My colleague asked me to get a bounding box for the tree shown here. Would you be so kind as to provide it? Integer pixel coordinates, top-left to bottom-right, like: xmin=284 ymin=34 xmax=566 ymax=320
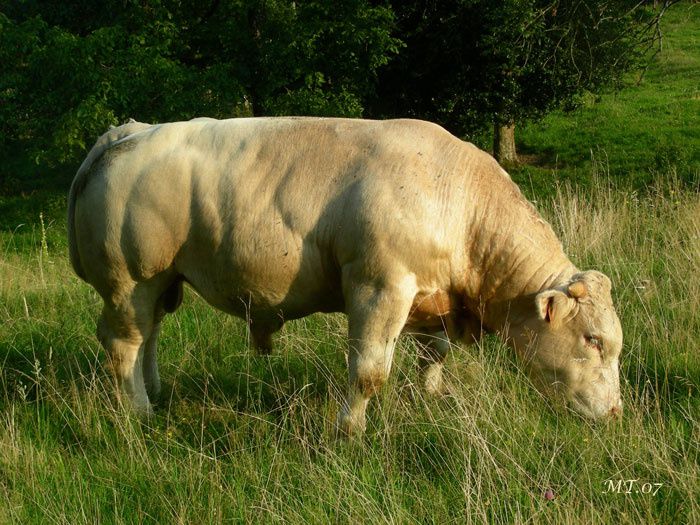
xmin=181 ymin=0 xmax=401 ymax=117
xmin=0 ymin=4 xmax=243 ymax=167
xmin=0 ymin=0 xmax=400 ymax=173
xmin=369 ymin=0 xmax=676 ymax=163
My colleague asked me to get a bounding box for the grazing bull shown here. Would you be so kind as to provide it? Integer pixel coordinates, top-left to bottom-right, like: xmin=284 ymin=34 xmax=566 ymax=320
xmin=68 ymin=117 xmax=623 ymax=434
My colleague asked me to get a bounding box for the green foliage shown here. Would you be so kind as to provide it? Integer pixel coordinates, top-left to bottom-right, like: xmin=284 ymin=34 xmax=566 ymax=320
xmin=0 ymin=11 xmax=241 ymax=168
xmin=200 ymin=0 xmax=400 ymax=117
xmin=0 ymin=1 xmax=692 ymax=193
xmin=0 ymin=0 xmax=400 ymax=177
xmin=369 ymin=0 xmax=672 ymax=136
xmin=513 ymin=2 xmax=700 ymax=192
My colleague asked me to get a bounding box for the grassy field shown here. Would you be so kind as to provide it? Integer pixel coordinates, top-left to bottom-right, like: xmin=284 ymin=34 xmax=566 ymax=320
xmin=510 ymin=1 xmax=700 ymax=194
xmin=1 ymin=179 xmax=698 ymax=524
xmin=1 ymin=3 xmax=699 ymax=524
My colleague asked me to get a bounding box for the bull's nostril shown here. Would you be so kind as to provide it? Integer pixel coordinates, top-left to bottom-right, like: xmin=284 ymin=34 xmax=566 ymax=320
xmin=609 ymin=404 xmax=622 ymax=418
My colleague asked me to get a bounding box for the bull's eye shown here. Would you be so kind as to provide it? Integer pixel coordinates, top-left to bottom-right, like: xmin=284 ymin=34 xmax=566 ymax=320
xmin=584 ymin=335 xmax=603 ymax=353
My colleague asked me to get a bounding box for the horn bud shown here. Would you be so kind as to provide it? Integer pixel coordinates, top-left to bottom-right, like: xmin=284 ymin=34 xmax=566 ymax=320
xmin=568 ymin=280 xmax=587 ymax=299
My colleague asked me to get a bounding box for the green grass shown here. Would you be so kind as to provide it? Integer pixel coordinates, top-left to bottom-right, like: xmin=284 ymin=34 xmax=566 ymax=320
xmin=1 ymin=178 xmax=698 ymax=524
xmin=512 ymin=1 xmax=700 ymax=194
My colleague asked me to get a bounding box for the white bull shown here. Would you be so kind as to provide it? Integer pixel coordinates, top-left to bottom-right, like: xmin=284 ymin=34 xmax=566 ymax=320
xmin=68 ymin=117 xmax=623 ymax=434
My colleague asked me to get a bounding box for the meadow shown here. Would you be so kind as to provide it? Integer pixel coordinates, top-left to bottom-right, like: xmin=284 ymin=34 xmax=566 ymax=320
xmin=1 ymin=175 xmax=698 ymax=524
xmin=512 ymin=1 xmax=700 ymax=194
xmin=1 ymin=4 xmax=699 ymax=524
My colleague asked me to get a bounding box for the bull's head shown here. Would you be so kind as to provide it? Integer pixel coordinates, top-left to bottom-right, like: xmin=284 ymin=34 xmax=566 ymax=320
xmin=509 ymin=270 xmax=623 ymax=419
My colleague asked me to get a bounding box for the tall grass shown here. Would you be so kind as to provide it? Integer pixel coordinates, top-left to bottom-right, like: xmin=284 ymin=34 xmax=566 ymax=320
xmin=1 ymin=179 xmax=698 ymax=524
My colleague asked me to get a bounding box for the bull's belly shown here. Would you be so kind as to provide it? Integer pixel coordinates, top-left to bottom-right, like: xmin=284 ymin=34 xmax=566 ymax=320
xmin=176 ymin=253 xmax=344 ymax=322
xmin=193 ymin=281 xmax=343 ymax=321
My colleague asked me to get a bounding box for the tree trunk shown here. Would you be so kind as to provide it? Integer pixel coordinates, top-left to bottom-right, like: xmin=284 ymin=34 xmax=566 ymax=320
xmin=493 ymin=121 xmax=518 ymax=164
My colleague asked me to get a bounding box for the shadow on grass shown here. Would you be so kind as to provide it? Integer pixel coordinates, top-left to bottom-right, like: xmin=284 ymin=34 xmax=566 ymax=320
xmin=0 ymin=326 xmax=97 ymax=400
xmin=161 ymin=350 xmax=340 ymax=414
xmin=0 ymin=332 xmax=345 ymax=456
xmin=1 ymin=337 xmax=342 ymax=406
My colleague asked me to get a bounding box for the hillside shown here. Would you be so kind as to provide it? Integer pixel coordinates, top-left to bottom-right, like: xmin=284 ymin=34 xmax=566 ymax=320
xmin=512 ymin=2 xmax=700 ymax=193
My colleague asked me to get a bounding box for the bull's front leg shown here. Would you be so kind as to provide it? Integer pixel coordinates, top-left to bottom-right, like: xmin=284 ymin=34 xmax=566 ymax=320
xmin=337 ymin=279 xmax=416 ymax=437
xmin=415 ymin=313 xmax=482 ymax=396
xmin=415 ymin=331 xmax=451 ymax=396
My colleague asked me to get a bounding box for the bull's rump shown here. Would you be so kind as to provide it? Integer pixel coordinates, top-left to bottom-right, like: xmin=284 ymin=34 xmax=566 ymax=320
xmin=73 ymin=117 xmax=481 ymax=319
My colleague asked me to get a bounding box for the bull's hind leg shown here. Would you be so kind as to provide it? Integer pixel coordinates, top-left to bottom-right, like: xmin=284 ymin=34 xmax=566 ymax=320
xmin=142 ymin=317 xmax=163 ymax=401
xmin=144 ymin=279 xmax=183 ymax=400
xmin=337 ymin=279 xmax=416 ymax=436
xmin=97 ymin=283 xmax=161 ymax=414
xmin=416 ymin=314 xmax=482 ymax=397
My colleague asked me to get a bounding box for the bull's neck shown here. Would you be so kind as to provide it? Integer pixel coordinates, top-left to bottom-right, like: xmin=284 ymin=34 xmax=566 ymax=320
xmin=463 ymin=177 xmax=577 ymax=331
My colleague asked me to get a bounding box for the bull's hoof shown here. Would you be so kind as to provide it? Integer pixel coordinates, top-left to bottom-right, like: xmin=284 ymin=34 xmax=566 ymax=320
xmin=114 ymin=391 xmax=154 ymax=419
xmin=133 ymin=401 xmax=155 ymax=420
xmin=424 ymin=381 xmax=450 ymax=398
xmin=420 ymin=366 xmax=450 ymax=397
xmin=145 ymin=381 xmax=161 ymax=402
xmin=254 ymin=345 xmax=273 ymax=356
xmin=335 ymin=413 xmax=366 ymax=439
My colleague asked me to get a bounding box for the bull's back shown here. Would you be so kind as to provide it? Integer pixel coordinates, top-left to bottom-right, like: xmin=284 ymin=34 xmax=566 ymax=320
xmin=74 ymin=117 xmax=484 ymax=316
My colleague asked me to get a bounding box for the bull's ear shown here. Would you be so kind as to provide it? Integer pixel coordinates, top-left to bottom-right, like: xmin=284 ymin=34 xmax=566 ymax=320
xmin=535 ymin=290 xmax=574 ymax=328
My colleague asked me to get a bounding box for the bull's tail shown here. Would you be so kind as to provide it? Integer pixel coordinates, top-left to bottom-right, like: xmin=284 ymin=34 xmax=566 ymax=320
xmin=67 ymin=168 xmax=88 ymax=281
xmin=67 ymin=119 xmax=153 ymax=281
